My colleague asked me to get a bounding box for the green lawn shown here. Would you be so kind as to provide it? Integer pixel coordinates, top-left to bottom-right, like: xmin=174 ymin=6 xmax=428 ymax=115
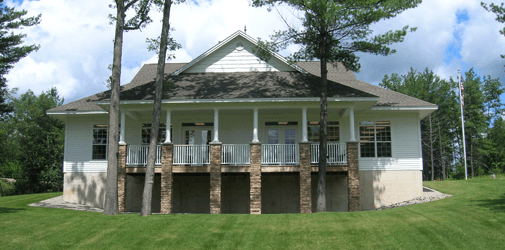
xmin=1 ymin=177 xmax=504 ymax=250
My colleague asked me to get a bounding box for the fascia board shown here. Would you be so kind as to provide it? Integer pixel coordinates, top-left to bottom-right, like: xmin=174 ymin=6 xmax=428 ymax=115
xmin=371 ymin=106 xmax=438 ymax=111
xmin=95 ymin=97 xmax=379 ymax=105
xmin=47 ymin=110 xmax=108 ymax=115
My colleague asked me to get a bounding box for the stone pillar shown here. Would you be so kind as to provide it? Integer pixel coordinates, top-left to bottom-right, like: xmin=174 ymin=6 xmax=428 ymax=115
xmin=347 ymin=141 xmax=360 ymax=212
xmin=299 ymin=142 xmax=312 ymax=213
xmin=250 ymin=142 xmax=262 ymax=214
xmin=210 ymin=142 xmax=222 ymax=214
xmin=161 ymin=143 xmax=173 ymax=214
xmin=118 ymin=143 xmax=127 ymax=213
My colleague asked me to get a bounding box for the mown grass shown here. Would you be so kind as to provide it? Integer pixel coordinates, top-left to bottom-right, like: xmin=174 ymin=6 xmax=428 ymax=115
xmin=1 ymin=176 xmax=504 ymax=249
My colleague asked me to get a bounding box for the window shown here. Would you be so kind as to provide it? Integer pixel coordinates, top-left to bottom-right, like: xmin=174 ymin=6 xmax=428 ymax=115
xmin=142 ymin=123 xmax=171 ymax=144
xmin=359 ymin=121 xmax=391 ymax=157
xmin=307 ymin=121 xmax=339 ymax=143
xmin=92 ymin=125 xmax=108 ymax=160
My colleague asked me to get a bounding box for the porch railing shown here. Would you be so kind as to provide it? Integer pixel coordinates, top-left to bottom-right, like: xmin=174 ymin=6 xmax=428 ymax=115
xmin=173 ymin=145 xmax=210 ymax=165
xmin=127 ymin=145 xmax=162 ymax=166
xmin=310 ymin=143 xmax=347 ymax=164
xmin=222 ymin=144 xmax=250 ymax=165
xmin=261 ymin=144 xmax=299 ymax=165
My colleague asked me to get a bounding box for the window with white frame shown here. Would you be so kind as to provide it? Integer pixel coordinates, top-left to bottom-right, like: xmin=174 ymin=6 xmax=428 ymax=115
xmin=307 ymin=121 xmax=339 ymax=143
xmin=359 ymin=121 xmax=391 ymax=157
xmin=142 ymin=123 xmax=170 ymax=144
xmin=92 ymin=125 xmax=108 ymax=160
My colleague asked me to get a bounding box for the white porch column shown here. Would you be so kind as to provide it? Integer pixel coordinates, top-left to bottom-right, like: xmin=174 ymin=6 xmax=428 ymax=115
xmin=164 ymin=110 xmax=171 ymax=143
xmin=213 ymin=108 xmax=219 ymax=143
xmin=301 ymin=107 xmax=308 ymax=142
xmin=349 ymin=107 xmax=356 ymax=142
xmin=119 ymin=111 xmax=126 ymax=144
xmin=252 ymin=108 xmax=259 ymax=143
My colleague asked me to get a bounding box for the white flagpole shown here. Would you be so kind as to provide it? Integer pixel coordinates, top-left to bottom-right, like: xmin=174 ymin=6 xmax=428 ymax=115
xmin=458 ymin=69 xmax=468 ymax=180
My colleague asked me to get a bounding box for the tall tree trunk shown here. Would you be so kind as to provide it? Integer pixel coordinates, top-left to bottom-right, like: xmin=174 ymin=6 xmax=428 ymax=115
xmin=141 ymin=0 xmax=172 ymax=216
xmin=429 ymin=114 xmax=434 ymax=181
xmin=104 ymin=0 xmax=125 ymax=215
xmin=317 ymin=53 xmax=328 ymax=212
xmin=438 ymin=118 xmax=445 ymax=180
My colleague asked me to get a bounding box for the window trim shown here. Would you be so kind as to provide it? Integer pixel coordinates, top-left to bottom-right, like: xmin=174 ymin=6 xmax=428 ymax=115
xmin=141 ymin=123 xmax=171 ymax=144
xmin=92 ymin=124 xmax=108 ymax=161
xmin=359 ymin=121 xmax=392 ymax=158
xmin=307 ymin=121 xmax=340 ymax=143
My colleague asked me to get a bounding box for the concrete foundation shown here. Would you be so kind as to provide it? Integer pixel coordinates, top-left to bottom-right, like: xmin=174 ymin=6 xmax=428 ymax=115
xmin=63 ymin=172 xmax=107 ymax=208
xmin=360 ymin=170 xmax=423 ymax=210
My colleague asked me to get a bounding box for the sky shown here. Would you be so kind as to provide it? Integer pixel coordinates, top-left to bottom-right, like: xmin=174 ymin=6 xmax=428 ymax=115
xmin=4 ymin=0 xmax=505 ymax=104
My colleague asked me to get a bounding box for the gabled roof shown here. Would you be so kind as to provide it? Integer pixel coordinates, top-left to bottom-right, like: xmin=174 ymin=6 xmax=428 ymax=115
xmin=47 ymin=31 xmax=436 ymax=114
xmin=172 ymin=30 xmax=306 ymax=75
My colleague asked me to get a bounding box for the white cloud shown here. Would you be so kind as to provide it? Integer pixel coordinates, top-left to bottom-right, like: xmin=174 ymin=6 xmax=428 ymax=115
xmin=3 ymin=0 xmax=504 ymax=104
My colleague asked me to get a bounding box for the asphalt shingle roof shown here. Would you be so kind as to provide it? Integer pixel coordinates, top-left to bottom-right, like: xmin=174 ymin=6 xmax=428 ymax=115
xmin=48 ymin=61 xmax=435 ymax=112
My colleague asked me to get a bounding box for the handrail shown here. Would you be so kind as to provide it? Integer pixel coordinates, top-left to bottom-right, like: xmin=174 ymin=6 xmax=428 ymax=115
xmin=222 ymin=144 xmax=250 ymax=165
xmin=173 ymin=145 xmax=210 ymax=165
xmin=310 ymin=143 xmax=347 ymax=164
xmin=261 ymin=144 xmax=299 ymax=165
xmin=126 ymin=145 xmax=162 ymax=166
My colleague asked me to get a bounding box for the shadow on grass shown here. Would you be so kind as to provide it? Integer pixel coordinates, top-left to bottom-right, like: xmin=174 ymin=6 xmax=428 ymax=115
xmin=471 ymin=193 xmax=505 ymax=213
xmin=0 ymin=207 xmax=26 ymax=214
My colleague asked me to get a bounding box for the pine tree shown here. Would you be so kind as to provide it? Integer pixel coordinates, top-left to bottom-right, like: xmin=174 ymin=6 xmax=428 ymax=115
xmin=0 ymin=1 xmax=41 ymax=116
xmin=252 ymin=0 xmax=421 ymax=211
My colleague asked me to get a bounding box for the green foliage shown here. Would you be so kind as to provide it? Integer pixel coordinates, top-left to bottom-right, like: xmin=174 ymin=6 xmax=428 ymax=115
xmin=482 ymin=2 xmax=505 ymax=61
xmin=0 ymin=88 xmax=65 ymax=194
xmin=0 ymin=1 xmax=41 ymax=115
xmin=252 ymin=0 xmax=420 ymax=70
xmin=146 ymin=28 xmax=181 ymax=60
xmin=381 ymin=68 xmax=460 ymax=180
xmin=381 ymin=68 xmax=504 ymax=180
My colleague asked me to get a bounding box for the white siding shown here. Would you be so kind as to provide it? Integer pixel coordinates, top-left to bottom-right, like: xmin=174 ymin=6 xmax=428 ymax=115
xmin=184 ymin=37 xmax=294 ymax=73
xmin=64 ymin=115 xmax=109 ymax=173
xmin=63 ymin=109 xmax=423 ymax=172
xmin=355 ymin=112 xmax=422 ymax=171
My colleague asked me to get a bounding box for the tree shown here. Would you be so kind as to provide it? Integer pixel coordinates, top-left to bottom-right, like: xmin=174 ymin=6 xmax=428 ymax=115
xmin=141 ymin=0 xmax=182 ymax=216
xmin=380 ymin=68 xmax=459 ymax=181
xmin=0 ymin=1 xmax=41 ymax=117
xmin=482 ymin=2 xmax=505 ymax=65
xmin=104 ymin=0 xmax=153 ymax=215
xmin=252 ymin=0 xmax=421 ymax=212
xmin=1 ymin=88 xmax=64 ymax=193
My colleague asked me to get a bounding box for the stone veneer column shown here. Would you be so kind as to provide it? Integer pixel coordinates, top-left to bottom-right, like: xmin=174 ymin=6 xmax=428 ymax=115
xmin=299 ymin=142 xmax=312 ymax=213
xmin=210 ymin=142 xmax=222 ymax=214
xmin=118 ymin=143 xmax=127 ymax=213
xmin=250 ymin=142 xmax=262 ymax=214
xmin=347 ymin=141 xmax=360 ymax=212
xmin=160 ymin=143 xmax=173 ymax=214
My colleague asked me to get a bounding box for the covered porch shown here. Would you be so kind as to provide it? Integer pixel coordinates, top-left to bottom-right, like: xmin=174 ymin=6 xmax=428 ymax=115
xmin=111 ymin=101 xmax=365 ymax=214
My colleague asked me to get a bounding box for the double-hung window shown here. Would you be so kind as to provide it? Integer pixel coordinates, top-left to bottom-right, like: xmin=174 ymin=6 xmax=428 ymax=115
xmin=92 ymin=125 xmax=108 ymax=160
xmin=359 ymin=121 xmax=391 ymax=157
xmin=142 ymin=123 xmax=170 ymax=144
xmin=307 ymin=121 xmax=340 ymax=143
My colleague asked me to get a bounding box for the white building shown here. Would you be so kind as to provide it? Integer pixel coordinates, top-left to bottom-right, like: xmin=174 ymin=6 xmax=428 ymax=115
xmin=48 ymin=31 xmax=436 ymax=213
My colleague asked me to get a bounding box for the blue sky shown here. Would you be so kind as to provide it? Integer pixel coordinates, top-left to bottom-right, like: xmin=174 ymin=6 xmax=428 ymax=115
xmin=4 ymin=0 xmax=505 ymax=108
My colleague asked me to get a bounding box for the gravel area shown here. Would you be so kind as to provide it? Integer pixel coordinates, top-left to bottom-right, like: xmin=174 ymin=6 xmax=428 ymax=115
xmin=376 ymin=186 xmax=452 ymax=210
xmin=29 ymin=196 xmax=103 ymax=212
xmin=29 ymin=186 xmax=451 ymax=213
